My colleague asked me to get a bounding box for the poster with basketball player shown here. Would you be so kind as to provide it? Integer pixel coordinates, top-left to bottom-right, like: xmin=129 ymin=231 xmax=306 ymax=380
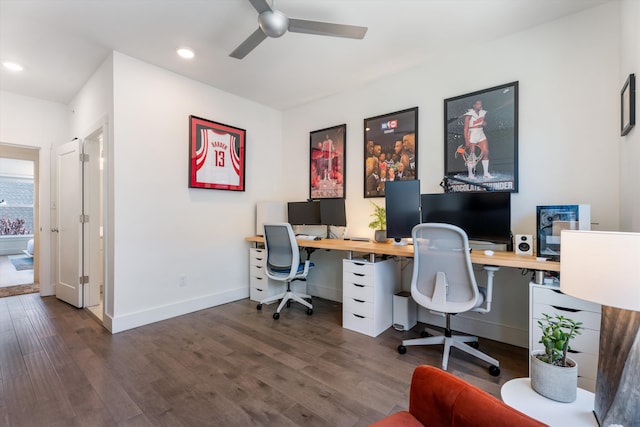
xmin=309 ymin=124 xmax=346 ymax=199
xmin=444 ymin=82 xmax=518 ymax=193
xmin=363 ymin=107 xmax=418 ymax=198
xmin=189 ymin=115 xmax=246 ymax=191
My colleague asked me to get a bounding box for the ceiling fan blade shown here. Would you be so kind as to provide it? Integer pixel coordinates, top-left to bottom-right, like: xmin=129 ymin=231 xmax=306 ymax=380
xmin=229 ymin=28 xmax=268 ymax=59
xmin=248 ymin=0 xmax=272 ymax=14
xmin=288 ymin=18 xmax=367 ymax=39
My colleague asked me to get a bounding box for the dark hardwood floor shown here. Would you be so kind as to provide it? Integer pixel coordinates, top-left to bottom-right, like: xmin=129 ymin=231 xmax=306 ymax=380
xmin=0 ymin=293 xmax=529 ymax=426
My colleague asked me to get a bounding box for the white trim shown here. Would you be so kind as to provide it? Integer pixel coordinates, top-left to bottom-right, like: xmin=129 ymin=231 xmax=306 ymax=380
xmin=109 ymin=287 xmax=249 ymax=333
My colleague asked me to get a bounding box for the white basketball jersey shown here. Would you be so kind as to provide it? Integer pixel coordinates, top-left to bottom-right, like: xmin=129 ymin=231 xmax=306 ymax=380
xmin=195 ymin=128 xmax=241 ymax=186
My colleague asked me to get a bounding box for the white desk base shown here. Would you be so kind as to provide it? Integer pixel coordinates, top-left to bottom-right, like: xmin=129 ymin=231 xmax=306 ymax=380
xmin=501 ymin=378 xmax=597 ymax=427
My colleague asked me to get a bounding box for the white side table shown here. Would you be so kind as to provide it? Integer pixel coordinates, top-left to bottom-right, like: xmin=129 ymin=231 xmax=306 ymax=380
xmin=501 ymin=378 xmax=598 ymax=427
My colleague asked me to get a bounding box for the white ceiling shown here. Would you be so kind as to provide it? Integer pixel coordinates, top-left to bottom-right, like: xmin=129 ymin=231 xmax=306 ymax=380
xmin=0 ymin=0 xmax=612 ymax=111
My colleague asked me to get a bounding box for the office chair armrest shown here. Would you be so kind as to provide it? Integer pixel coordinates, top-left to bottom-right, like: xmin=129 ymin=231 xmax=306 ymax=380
xmin=302 ymin=260 xmax=311 ymax=276
xmin=473 ymin=265 xmax=500 ymax=314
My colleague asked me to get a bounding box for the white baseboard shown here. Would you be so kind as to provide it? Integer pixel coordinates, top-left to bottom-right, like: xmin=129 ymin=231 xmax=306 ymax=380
xmin=110 ymin=286 xmax=249 ymax=333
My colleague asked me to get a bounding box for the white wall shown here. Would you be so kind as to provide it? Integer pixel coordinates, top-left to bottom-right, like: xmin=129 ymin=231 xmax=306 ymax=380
xmin=108 ymin=53 xmax=283 ymax=332
xmin=619 ymin=0 xmax=640 ymax=232
xmin=0 ymin=91 xmax=70 ymax=294
xmin=282 ymin=3 xmax=621 ymax=346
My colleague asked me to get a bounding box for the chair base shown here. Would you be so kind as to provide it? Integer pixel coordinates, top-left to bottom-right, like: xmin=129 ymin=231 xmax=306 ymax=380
xmin=258 ymin=288 xmax=313 ymax=317
xmin=401 ymin=329 xmax=499 ymax=372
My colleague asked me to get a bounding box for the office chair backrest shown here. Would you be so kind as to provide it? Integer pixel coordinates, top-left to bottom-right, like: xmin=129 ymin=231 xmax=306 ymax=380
xmin=263 ymin=223 xmax=300 ymax=280
xmin=411 ymin=223 xmax=480 ymax=314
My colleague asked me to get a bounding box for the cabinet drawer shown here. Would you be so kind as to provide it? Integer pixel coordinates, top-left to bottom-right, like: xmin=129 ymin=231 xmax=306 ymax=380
xmin=250 ymin=275 xmax=267 ymax=288
xmin=250 ymin=264 xmax=265 ymax=278
xmin=343 ymin=298 xmax=375 ymax=318
xmin=532 ymin=303 xmax=601 ymax=330
xmin=343 ymin=260 xmax=375 ymax=276
xmin=250 ymin=286 xmax=268 ymax=301
xmin=343 ymin=281 xmax=375 ymax=302
xmin=342 ymin=310 xmax=375 ymax=336
xmin=531 ymin=327 xmax=600 ymax=356
xmin=250 ymin=255 xmax=266 ymax=267
xmin=532 ymin=286 xmax=600 ymax=313
xmin=342 ymin=270 xmax=375 ymax=287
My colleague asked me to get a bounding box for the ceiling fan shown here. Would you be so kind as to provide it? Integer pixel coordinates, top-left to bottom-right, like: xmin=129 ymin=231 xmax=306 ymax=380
xmin=230 ymin=0 xmax=368 ymax=59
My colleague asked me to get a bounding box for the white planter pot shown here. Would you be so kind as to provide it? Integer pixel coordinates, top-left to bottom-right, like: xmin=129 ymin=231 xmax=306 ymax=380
xmin=530 ymin=350 xmax=578 ymax=403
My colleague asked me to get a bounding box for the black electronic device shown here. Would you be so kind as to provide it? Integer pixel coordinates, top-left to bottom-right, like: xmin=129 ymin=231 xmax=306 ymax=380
xmin=287 ymin=201 xmax=321 ymax=225
xmin=320 ymin=198 xmax=347 ymax=227
xmin=421 ymin=192 xmax=512 ymax=248
xmin=385 ymin=180 xmax=421 ymax=243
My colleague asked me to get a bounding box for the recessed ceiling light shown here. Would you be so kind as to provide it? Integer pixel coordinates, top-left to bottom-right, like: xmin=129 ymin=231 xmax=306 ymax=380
xmin=177 ymin=48 xmax=195 ymax=59
xmin=2 ymin=62 xmax=24 ymax=72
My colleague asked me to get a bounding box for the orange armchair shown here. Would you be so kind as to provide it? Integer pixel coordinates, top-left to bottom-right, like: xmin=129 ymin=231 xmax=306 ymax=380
xmin=370 ymin=366 xmax=547 ymax=427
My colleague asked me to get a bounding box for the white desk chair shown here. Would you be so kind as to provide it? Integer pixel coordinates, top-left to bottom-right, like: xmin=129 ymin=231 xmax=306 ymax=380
xmin=257 ymin=223 xmax=314 ymax=320
xmin=398 ymin=223 xmax=500 ymax=376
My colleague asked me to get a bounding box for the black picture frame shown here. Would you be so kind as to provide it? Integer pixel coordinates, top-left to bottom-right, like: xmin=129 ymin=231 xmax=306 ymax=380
xmin=363 ymin=107 xmax=418 ymax=198
xmin=621 ymin=73 xmax=636 ymax=136
xmin=309 ymin=124 xmax=346 ymax=199
xmin=189 ymin=115 xmax=246 ymax=191
xmin=444 ymin=82 xmax=518 ymax=193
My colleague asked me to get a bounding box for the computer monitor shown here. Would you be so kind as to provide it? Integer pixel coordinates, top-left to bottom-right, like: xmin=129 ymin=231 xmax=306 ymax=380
xmin=421 ymin=192 xmax=511 ymax=247
xmin=320 ymin=198 xmax=347 ymax=227
xmin=385 ymin=180 xmax=421 ymax=243
xmin=287 ymin=201 xmax=321 ymax=225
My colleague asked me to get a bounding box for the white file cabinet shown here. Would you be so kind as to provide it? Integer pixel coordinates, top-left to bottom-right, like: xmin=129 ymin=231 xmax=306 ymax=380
xmin=529 ymin=283 xmax=601 ymax=392
xmin=249 ymin=248 xmax=284 ymax=302
xmin=342 ymin=258 xmax=399 ymax=337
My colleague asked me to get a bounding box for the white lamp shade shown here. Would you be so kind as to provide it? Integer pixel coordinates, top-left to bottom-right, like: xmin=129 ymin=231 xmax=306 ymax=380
xmin=560 ymin=230 xmax=640 ymax=312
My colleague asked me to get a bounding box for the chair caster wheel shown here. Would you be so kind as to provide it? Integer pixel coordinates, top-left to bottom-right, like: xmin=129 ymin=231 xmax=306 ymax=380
xmin=256 ymin=304 xmax=262 ymax=310
xmin=273 ymin=312 xmax=280 ymax=320
xmin=489 ymin=365 xmax=500 ymax=376
xmin=468 ymin=341 xmax=479 ymax=349
xmin=286 ymin=300 xmax=291 ymax=308
xmin=306 ymin=308 xmax=313 ymax=315
xmin=397 ymin=345 xmax=407 ymax=354
xmin=420 ymin=330 xmax=431 ymax=338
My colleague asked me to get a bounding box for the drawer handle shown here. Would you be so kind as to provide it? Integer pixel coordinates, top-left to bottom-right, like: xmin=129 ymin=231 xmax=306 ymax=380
xmin=551 ymin=305 xmax=580 ymax=313
xmin=256 ymin=288 xmax=264 ymax=292
xmin=567 ymin=349 xmax=581 ymax=354
xmin=353 ymin=284 xmax=365 ymax=288
xmin=255 ymin=277 xmax=263 ymax=281
xmin=256 ymin=266 xmax=263 ymax=269
xmin=353 ymin=314 xmax=365 ymax=319
xmin=353 ymin=273 xmax=365 ymax=277
xmin=353 ymin=262 xmax=365 ymax=266
xmin=353 ymin=298 xmax=365 ymax=303
xmin=256 ymin=257 xmax=263 ymax=261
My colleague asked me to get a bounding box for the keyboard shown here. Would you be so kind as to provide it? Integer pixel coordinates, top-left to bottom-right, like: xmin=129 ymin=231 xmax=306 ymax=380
xmin=350 ymin=237 xmax=370 ymax=241
xmin=296 ymin=235 xmax=319 ymax=241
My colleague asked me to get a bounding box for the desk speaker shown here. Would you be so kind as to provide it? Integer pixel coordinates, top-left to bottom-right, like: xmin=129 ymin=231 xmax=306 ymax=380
xmin=515 ymin=234 xmax=533 ymax=256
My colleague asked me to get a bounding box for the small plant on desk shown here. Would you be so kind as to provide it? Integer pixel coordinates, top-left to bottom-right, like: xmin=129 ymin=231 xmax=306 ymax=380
xmin=536 ymin=313 xmax=582 ymax=366
xmin=368 ymin=201 xmax=387 ymax=242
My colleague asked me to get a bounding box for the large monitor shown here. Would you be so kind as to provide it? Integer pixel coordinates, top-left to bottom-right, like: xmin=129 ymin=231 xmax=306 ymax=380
xmin=385 ymin=180 xmax=421 ymax=242
xmin=320 ymin=198 xmax=347 ymax=227
xmin=421 ymin=192 xmax=511 ymax=247
xmin=287 ymin=201 xmax=321 ymax=225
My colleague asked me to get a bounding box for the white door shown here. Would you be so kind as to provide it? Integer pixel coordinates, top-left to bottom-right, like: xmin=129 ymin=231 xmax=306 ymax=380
xmin=54 ymin=139 xmax=84 ymax=308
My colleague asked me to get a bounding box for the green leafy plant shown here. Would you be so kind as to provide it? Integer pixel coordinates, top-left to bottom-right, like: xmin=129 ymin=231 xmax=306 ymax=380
xmin=536 ymin=313 xmax=582 ymax=367
xmin=368 ymin=201 xmax=386 ymax=230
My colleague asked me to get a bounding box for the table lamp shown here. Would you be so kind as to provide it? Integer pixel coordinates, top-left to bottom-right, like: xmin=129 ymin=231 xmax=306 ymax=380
xmin=560 ymin=230 xmax=640 ymax=427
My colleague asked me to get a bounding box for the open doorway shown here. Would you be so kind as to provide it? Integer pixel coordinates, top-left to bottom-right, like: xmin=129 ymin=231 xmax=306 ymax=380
xmin=0 ymin=144 xmax=40 ymax=297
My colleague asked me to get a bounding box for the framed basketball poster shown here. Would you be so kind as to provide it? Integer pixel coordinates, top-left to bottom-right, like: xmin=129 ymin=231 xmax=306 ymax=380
xmin=444 ymin=82 xmax=518 ymax=193
xmin=189 ymin=115 xmax=246 ymax=191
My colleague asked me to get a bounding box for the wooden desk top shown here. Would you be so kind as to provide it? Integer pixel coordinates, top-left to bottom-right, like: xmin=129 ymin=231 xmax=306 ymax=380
xmin=245 ymin=236 xmax=560 ymax=272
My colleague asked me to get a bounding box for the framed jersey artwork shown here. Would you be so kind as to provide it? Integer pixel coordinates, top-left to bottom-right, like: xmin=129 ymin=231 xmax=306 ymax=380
xmin=443 ymin=82 xmax=518 ymax=193
xmin=189 ymin=115 xmax=246 ymax=191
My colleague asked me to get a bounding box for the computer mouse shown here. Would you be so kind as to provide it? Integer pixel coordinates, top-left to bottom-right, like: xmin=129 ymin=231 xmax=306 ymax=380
xmin=484 ymin=250 xmax=495 ymax=256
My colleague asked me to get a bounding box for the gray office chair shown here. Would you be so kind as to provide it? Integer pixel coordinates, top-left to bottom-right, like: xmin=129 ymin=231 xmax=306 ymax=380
xmin=256 ymin=223 xmax=314 ymax=319
xmin=397 ymin=223 xmax=500 ymax=376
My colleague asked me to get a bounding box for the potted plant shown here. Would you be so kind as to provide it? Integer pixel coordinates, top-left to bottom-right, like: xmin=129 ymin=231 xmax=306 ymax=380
xmin=368 ymin=201 xmax=387 ymax=242
xmin=530 ymin=313 xmax=582 ymax=402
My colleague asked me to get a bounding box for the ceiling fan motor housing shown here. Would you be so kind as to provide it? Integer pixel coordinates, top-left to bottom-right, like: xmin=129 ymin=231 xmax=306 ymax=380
xmin=259 ymin=10 xmax=289 ymax=38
